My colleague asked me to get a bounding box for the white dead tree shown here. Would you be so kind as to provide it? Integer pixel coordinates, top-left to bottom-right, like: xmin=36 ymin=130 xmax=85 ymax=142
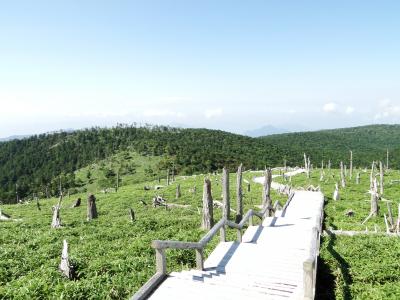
xmin=222 ymin=167 xmax=230 ymax=220
xmin=370 ymin=176 xmax=379 ymax=216
xmin=349 ymin=150 xmax=353 ymax=179
xmin=51 ymin=192 xmax=63 ymax=228
xmin=379 ymin=161 xmax=384 ymax=195
xmin=202 ymin=179 xmax=214 ymax=230
xmin=333 ymin=183 xmax=340 ymax=201
xmin=59 ymin=240 xmax=73 ymax=279
xmin=356 ymin=172 xmax=361 ymax=185
xmin=340 ymin=161 xmax=346 ymax=188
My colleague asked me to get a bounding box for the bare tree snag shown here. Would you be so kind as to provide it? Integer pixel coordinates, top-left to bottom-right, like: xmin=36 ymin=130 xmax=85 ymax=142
xmin=262 ymin=168 xmax=272 ymax=210
xmin=129 ymin=208 xmax=135 ymax=222
xmin=340 ymin=161 xmax=346 ymax=188
xmin=370 ymin=176 xmax=379 ymax=216
xmin=59 ymin=240 xmax=74 ymax=279
xmin=176 ymin=184 xmax=181 ymax=199
xmin=87 ymin=194 xmax=98 ymax=221
xmin=356 ymin=172 xmax=360 ymax=184
xmin=333 ymin=183 xmax=340 ymax=201
xmin=201 ymin=179 xmax=214 ymax=230
xmin=349 ymin=150 xmax=353 ymax=179
xmin=166 ymin=169 xmax=170 ymax=186
xmin=236 ymin=164 xmax=243 ymax=223
xmin=328 ymin=160 xmax=331 ymax=172
xmin=379 ymin=161 xmax=384 ymax=195
xmin=71 ymin=198 xmax=81 ymax=208
xmin=51 ymin=193 xmax=63 ymax=228
xmin=222 ymin=167 xmax=230 ymax=220
xmin=387 ymin=148 xmax=389 ymax=170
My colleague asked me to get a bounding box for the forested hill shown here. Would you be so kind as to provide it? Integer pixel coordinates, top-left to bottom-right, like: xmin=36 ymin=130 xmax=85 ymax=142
xmin=0 ymin=125 xmax=284 ymax=202
xmin=260 ymin=124 xmax=400 ymax=167
xmin=0 ymin=124 xmax=398 ymax=202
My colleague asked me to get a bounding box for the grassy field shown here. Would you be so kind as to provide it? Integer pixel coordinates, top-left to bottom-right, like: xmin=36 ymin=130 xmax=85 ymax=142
xmin=1 ymin=166 xmax=399 ymax=299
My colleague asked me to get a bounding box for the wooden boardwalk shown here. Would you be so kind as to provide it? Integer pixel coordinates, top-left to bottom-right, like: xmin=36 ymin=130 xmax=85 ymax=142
xmin=144 ymin=190 xmax=324 ymax=300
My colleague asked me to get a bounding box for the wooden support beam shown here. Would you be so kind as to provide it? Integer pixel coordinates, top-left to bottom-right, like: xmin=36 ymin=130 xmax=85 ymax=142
xmin=201 ymin=179 xmax=214 ymax=230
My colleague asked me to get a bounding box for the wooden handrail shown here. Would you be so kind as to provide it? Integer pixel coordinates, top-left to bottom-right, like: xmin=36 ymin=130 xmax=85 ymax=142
xmin=131 ymin=194 xmax=289 ymax=300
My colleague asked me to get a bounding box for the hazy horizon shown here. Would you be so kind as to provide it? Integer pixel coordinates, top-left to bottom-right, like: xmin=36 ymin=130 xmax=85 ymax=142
xmin=1 ymin=1 xmax=400 ymax=138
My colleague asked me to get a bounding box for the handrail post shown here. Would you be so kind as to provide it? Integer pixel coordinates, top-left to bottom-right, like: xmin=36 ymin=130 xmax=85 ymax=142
xmin=156 ymin=248 xmax=167 ymax=274
xmin=196 ymin=249 xmax=204 ymax=270
xmin=303 ymin=258 xmax=314 ymax=300
xmin=237 ymin=229 xmax=242 ymax=242
xmin=220 ymin=225 xmax=226 ymax=242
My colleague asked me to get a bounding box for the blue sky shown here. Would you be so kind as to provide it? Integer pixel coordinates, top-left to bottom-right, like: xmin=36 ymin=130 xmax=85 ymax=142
xmin=1 ymin=0 xmax=400 ymax=137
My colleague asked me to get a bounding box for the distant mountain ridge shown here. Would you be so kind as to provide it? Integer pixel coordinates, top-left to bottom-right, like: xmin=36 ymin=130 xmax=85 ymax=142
xmin=245 ymin=125 xmax=289 ymax=137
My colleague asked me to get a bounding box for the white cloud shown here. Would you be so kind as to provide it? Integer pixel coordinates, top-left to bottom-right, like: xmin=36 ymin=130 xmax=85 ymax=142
xmin=322 ymin=102 xmax=337 ymax=113
xmin=345 ymin=106 xmax=355 ymax=114
xmin=142 ymin=109 xmax=185 ymax=118
xmin=374 ymin=99 xmax=400 ymax=120
xmin=205 ymin=108 xmax=223 ymax=119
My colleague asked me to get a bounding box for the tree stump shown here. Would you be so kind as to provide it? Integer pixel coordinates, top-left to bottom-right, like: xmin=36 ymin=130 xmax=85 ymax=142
xmin=51 ymin=205 xmax=62 ymax=228
xmin=340 ymin=161 xmax=346 ymax=188
xmin=356 ymin=172 xmax=360 ymax=184
xmin=235 ymin=164 xmax=243 ymax=223
xmin=87 ymin=194 xmax=98 ymax=221
xmin=333 ymin=183 xmax=340 ymax=201
xmin=59 ymin=240 xmax=74 ymax=279
xmin=176 ymin=184 xmax=181 ymax=199
xmin=222 ymin=167 xmax=230 ymax=220
xmin=201 ymin=179 xmax=214 ymax=230
xmin=71 ymin=198 xmax=81 ymax=208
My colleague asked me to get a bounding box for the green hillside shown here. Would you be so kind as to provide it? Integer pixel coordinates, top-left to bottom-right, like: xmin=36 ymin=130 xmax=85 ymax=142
xmin=1 ymin=124 xmax=399 ymax=203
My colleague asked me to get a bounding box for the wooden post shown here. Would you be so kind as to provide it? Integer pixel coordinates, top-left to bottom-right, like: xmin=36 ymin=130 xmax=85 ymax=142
xmin=222 ymin=167 xmax=230 ymax=220
xmin=87 ymin=194 xmax=98 ymax=221
xmin=195 ymin=249 xmax=204 ymax=270
xmin=340 ymin=161 xmax=346 ymax=188
xmin=201 ymin=179 xmax=214 ymax=230
xmin=236 ymin=164 xmax=243 ymax=223
xmin=176 ymin=184 xmax=181 ymax=199
xmin=155 ymin=248 xmax=166 ymax=274
xmin=379 ymin=161 xmax=384 ymax=195
xmin=59 ymin=240 xmax=73 ymax=279
xmin=349 ymin=150 xmax=353 ymax=179
xmin=307 ymin=156 xmax=311 ymax=178
xmin=262 ymin=168 xmax=272 ymax=210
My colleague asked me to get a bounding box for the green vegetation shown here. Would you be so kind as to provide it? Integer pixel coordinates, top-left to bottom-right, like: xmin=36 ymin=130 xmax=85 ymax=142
xmin=0 ymin=170 xmax=284 ymax=299
xmin=1 ymin=124 xmax=398 ymax=203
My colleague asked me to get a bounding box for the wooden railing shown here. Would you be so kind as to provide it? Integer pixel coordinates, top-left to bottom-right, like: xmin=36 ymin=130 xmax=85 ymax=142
xmin=131 ymin=202 xmax=277 ymax=300
xmin=303 ymin=194 xmax=325 ymax=300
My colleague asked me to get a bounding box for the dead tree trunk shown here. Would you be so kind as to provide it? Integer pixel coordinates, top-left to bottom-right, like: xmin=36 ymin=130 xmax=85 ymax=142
xmin=328 ymin=160 xmax=331 ymax=172
xmin=176 ymin=184 xmax=181 ymax=199
xmin=222 ymin=167 xmax=230 ymax=220
xmin=59 ymin=240 xmax=73 ymax=279
xmin=262 ymin=168 xmax=272 ymax=209
xmin=87 ymin=194 xmax=98 ymax=221
xmin=129 ymin=208 xmax=135 ymax=222
xmin=349 ymin=150 xmax=353 ymax=179
xmin=370 ymin=173 xmax=379 ymax=216
xmin=236 ymin=164 xmax=243 ymax=223
xmin=356 ymin=172 xmax=360 ymax=184
xmin=333 ymin=183 xmax=340 ymax=201
xmin=380 ymin=161 xmax=384 ymax=195
xmin=71 ymin=198 xmax=81 ymax=208
xmin=51 ymin=194 xmax=63 ymax=228
xmin=166 ymin=169 xmax=170 ymax=186
xmin=201 ymin=179 xmax=214 ymax=230
xmin=340 ymin=161 xmax=346 ymax=188
xmin=307 ymin=156 xmax=311 ymax=178
xmin=387 ymin=148 xmax=389 ymax=170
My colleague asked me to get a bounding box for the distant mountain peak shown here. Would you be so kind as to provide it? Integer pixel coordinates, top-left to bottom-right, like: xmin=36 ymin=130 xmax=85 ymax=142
xmin=244 ymin=125 xmax=289 ymax=137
